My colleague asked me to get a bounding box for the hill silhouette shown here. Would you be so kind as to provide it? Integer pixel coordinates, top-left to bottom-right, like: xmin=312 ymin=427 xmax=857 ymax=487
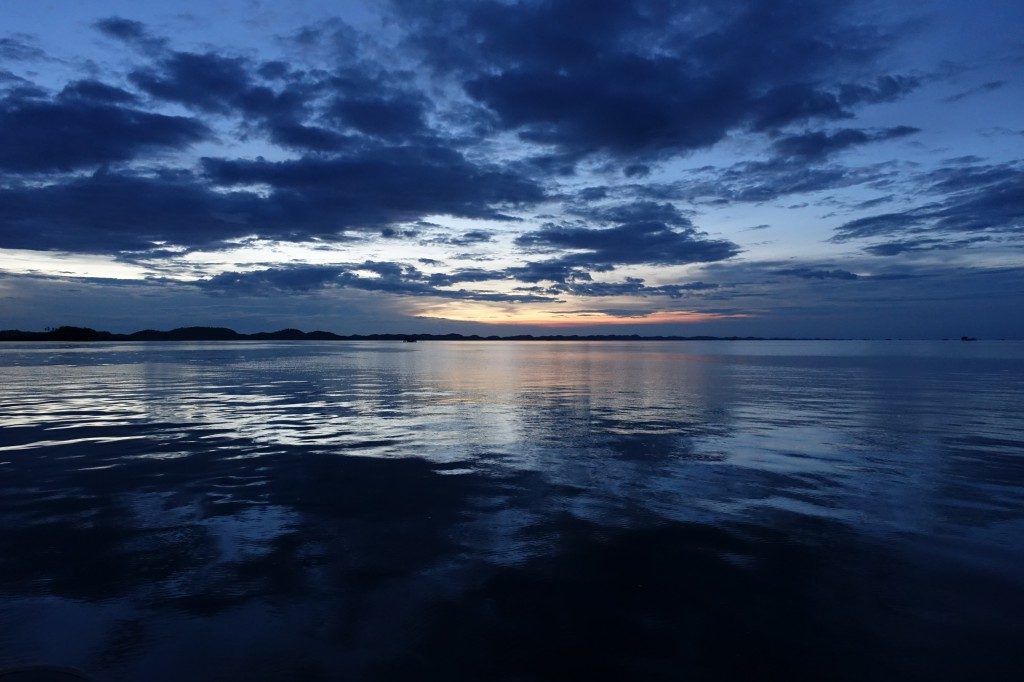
xmin=0 ymin=325 xmax=787 ymax=342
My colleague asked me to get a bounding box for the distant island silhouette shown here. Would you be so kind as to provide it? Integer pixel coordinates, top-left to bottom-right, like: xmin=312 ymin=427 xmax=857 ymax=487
xmin=0 ymin=326 xmax=990 ymax=342
xmin=0 ymin=325 xmax=808 ymax=342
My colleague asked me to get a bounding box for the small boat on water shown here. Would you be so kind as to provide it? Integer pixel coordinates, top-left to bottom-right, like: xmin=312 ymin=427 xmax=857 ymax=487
xmin=403 ymin=338 xmax=417 ymax=343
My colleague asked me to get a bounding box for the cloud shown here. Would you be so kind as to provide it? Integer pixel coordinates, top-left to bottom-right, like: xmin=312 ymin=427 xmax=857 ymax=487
xmin=203 ymin=144 xmax=544 ymax=228
xmin=0 ymin=86 xmax=209 ymax=173
xmin=425 ymin=268 xmax=502 ymax=286
xmin=505 ymin=261 xmax=592 ymax=284
xmin=850 ymin=195 xmax=894 ymax=211
xmin=516 ymin=200 xmax=738 ymax=272
xmin=120 ymin=27 xmax=433 ymax=149
xmin=94 ymin=17 xmax=149 ymax=41
xmin=0 ymin=171 xmax=272 ymax=252
xmin=571 ymin=200 xmax=692 ymax=227
xmin=200 ymin=264 xmax=347 ymax=294
xmin=94 ymin=17 xmax=167 ymax=52
xmin=198 ymin=262 xmax=556 ymax=302
xmin=774 ymin=266 xmax=859 ymax=280
xmin=194 ymin=259 xmax=719 ymax=303
xmin=425 ymin=230 xmax=495 ymax=247
xmin=771 ymin=126 xmax=919 ymax=161
xmin=833 ymin=161 xmax=1024 ymax=243
xmin=192 ymin=253 xmax=726 ymax=305
xmin=863 ymin=236 xmax=992 ymax=256
xmin=328 ymin=92 xmax=429 ymax=139
xmin=59 ymin=79 xmax=139 ymax=104
xmin=0 ymin=139 xmax=543 ymax=252
xmin=0 ymin=34 xmax=47 ymax=62
xmin=503 ymin=201 xmax=740 ymax=287
xmin=130 ymin=50 xmax=299 ymax=117
xmin=265 ymin=121 xmax=350 ymax=152
xmin=0 ymin=3 xmax=1016 ymax=338
xmin=943 ymin=80 xmax=1005 ymax=103
xmin=646 ymin=156 xmax=898 ymax=205
xmin=519 ymin=221 xmax=738 ymax=267
xmin=552 ymin=278 xmax=718 ymax=299
xmin=393 ymin=0 xmax=917 ymax=159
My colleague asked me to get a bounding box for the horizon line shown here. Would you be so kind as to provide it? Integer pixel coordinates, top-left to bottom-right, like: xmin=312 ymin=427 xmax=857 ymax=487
xmin=0 ymin=326 xmax=1008 ymax=342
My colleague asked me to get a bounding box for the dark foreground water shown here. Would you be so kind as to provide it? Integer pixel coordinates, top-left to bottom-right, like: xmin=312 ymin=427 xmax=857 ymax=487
xmin=1 ymin=341 xmax=1022 ymax=681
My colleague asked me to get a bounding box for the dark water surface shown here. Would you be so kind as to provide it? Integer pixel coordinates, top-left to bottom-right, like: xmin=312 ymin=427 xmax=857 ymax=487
xmin=1 ymin=341 xmax=1022 ymax=680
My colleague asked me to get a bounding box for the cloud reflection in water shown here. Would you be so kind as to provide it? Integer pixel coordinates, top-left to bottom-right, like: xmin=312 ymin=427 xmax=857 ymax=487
xmin=1 ymin=341 xmax=1023 ymax=680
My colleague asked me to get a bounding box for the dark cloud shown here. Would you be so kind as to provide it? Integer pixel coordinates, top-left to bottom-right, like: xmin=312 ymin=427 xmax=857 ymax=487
xmin=426 ymin=268 xmax=503 ymax=287
xmin=693 ymin=258 xmax=1024 ymax=337
xmin=94 ymin=17 xmax=167 ymax=52
xmin=0 ymin=88 xmax=209 ymax=173
xmin=123 ymin=31 xmax=432 ymax=149
xmin=571 ymin=200 xmax=692 ymax=227
xmin=516 ymin=219 xmax=739 ymax=270
xmin=380 ymin=227 xmax=420 ymax=239
xmin=0 ymin=171 xmax=271 ymax=252
xmin=198 ymin=262 xmax=555 ymax=303
xmin=833 ymin=211 xmax=918 ymax=240
xmin=0 ymin=141 xmax=543 ymax=252
xmin=393 ymin=0 xmax=917 ymax=159
xmin=0 ymin=71 xmax=45 ymax=101
xmin=0 ymin=35 xmax=46 ymax=62
xmin=850 ymin=195 xmax=894 ymax=211
xmin=0 ymin=25 xmax=546 ymax=252
xmin=94 ymin=17 xmax=149 ymax=42
xmin=197 ymin=259 xmax=720 ymax=302
xmin=329 ymin=93 xmax=428 ymax=139
xmin=425 ymin=230 xmax=496 ymax=247
xmin=649 ymin=156 xmax=902 ymax=204
xmin=203 ymin=144 xmax=543 ymax=228
xmin=201 ymin=264 xmax=347 ymax=294
xmin=623 ymin=164 xmax=650 ymax=178
xmin=0 ymin=4 xmax=1016 ymax=337
xmin=453 ymin=230 xmax=494 ymax=244
xmin=943 ymin=80 xmax=1005 ymax=103
xmin=553 ymin=278 xmax=718 ymax=299
xmin=265 ymin=121 xmax=350 ymax=152
xmin=863 ymin=236 xmax=992 ymax=256
xmin=834 ymin=162 xmax=1024 ymax=242
xmin=505 ymin=261 xmax=594 ymax=284
xmin=511 ymin=201 xmax=739 ymax=283
xmin=131 ymin=51 xmax=299 ymax=117
xmin=284 ymin=17 xmax=366 ymax=62
xmin=774 ymin=266 xmax=860 ymax=280
xmin=771 ymin=126 xmax=919 ymax=161
xmin=836 ymin=75 xmax=920 ymax=107
xmin=59 ymin=79 xmax=139 ymax=104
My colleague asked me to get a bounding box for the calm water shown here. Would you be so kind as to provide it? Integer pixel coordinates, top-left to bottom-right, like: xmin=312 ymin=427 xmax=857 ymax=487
xmin=1 ymin=341 xmax=1022 ymax=680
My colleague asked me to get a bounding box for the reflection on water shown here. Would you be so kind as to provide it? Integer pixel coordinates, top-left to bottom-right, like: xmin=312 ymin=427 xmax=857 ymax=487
xmin=1 ymin=341 xmax=1023 ymax=680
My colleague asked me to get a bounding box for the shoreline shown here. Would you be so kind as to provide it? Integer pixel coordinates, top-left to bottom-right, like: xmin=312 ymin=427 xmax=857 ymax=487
xmin=0 ymin=326 xmax=1002 ymax=343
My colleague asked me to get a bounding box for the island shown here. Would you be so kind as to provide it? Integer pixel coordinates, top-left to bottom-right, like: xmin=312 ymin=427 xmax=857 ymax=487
xmin=0 ymin=325 xmax=799 ymax=342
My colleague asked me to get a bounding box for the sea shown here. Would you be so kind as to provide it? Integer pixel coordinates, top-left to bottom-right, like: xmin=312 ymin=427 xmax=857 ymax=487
xmin=1 ymin=340 xmax=1022 ymax=681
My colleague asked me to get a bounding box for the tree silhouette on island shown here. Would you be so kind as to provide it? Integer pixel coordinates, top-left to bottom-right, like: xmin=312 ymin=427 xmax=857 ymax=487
xmin=0 ymin=325 xmax=793 ymax=342
xmin=0 ymin=326 xmax=987 ymax=342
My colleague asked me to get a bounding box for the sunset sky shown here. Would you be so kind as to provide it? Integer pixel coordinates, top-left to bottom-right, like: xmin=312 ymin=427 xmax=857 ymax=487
xmin=1 ymin=0 xmax=1022 ymax=336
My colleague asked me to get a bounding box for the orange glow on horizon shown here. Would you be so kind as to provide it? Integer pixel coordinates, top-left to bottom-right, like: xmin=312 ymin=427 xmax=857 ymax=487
xmin=417 ymin=303 xmax=752 ymax=327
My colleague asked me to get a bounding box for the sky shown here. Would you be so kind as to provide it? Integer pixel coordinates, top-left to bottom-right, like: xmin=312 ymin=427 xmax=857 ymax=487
xmin=0 ymin=0 xmax=1022 ymax=337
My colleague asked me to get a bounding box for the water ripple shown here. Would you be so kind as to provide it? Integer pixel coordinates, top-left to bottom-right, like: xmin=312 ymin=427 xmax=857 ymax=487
xmin=1 ymin=341 xmax=1023 ymax=680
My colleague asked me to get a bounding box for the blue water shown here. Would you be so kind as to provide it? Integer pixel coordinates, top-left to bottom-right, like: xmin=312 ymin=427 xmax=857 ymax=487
xmin=1 ymin=341 xmax=1022 ymax=680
